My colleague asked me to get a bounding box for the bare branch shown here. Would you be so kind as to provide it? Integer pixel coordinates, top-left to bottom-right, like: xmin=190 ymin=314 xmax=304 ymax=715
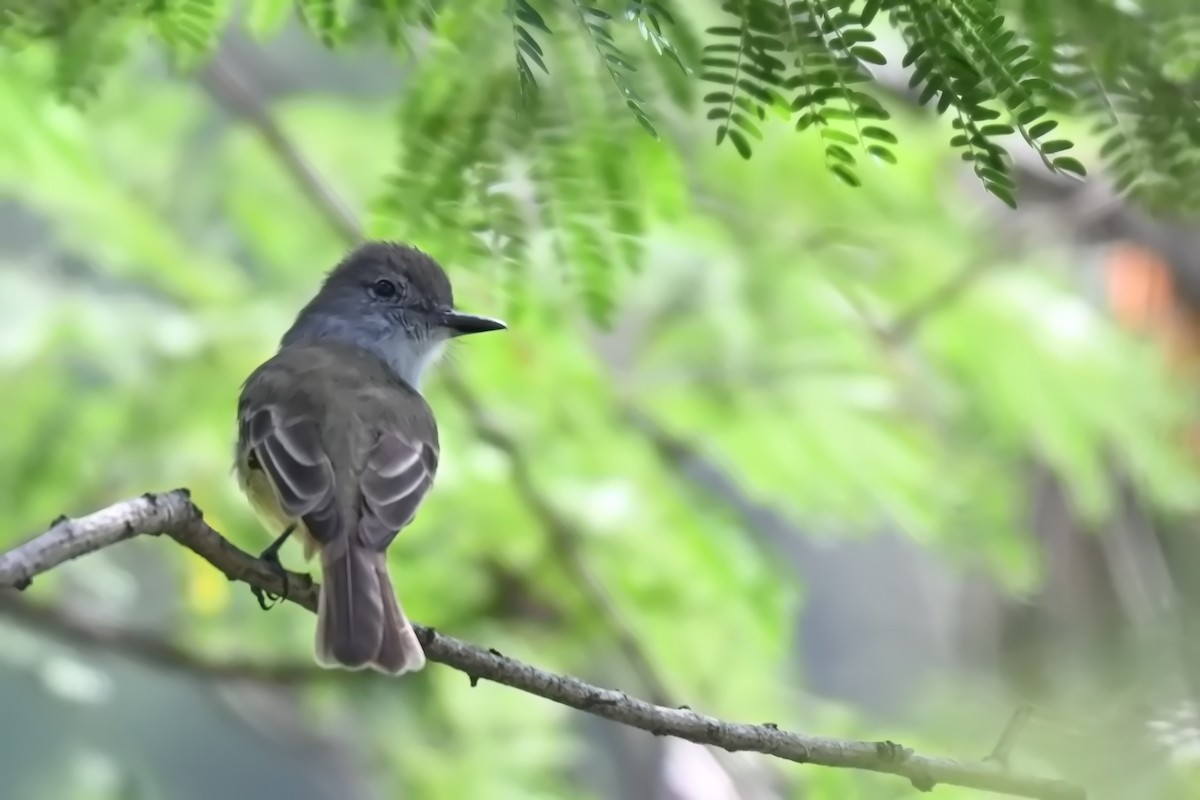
xmin=195 ymin=57 xmax=363 ymax=246
xmin=883 ymin=258 xmax=999 ymax=344
xmin=987 ymin=705 xmax=1035 ymax=768
xmin=0 ymin=491 xmax=1084 ymax=799
xmin=0 ymin=490 xmax=319 ymax=607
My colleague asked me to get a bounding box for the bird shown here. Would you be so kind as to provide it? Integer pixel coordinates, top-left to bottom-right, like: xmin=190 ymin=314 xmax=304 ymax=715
xmin=234 ymin=241 xmax=505 ymax=675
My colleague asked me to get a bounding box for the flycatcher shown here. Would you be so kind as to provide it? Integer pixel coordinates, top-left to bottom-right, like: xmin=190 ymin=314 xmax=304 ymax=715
xmin=234 ymin=241 xmax=505 ymax=675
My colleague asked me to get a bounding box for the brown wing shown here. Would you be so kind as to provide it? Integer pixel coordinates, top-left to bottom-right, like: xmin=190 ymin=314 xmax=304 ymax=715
xmin=243 ymin=403 xmax=341 ymax=544
xmin=358 ymin=432 xmax=438 ymax=551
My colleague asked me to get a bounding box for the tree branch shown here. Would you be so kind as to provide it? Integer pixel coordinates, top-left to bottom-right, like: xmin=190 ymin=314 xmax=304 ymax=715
xmin=195 ymin=56 xmax=363 ymax=245
xmin=0 ymin=491 xmax=1084 ymax=799
xmin=882 ymin=257 xmax=1000 ymax=344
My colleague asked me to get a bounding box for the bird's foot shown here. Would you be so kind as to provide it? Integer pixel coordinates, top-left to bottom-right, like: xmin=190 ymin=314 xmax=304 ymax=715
xmin=251 ymin=525 xmax=295 ymax=611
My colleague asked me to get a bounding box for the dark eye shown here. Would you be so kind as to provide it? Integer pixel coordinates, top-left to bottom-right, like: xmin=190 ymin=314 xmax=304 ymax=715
xmin=372 ymin=279 xmax=397 ymax=299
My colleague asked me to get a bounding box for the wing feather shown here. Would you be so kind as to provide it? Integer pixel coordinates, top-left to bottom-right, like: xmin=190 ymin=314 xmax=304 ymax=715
xmin=244 ymin=405 xmax=341 ymax=544
xmin=359 ymin=433 xmax=436 ymax=549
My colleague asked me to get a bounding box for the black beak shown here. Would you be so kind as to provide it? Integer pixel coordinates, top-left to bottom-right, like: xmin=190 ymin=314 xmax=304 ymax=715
xmin=439 ymin=309 xmax=507 ymax=336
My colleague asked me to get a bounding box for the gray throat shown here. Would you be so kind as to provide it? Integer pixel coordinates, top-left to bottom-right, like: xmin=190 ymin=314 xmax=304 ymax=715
xmin=281 ymin=313 xmax=445 ymax=390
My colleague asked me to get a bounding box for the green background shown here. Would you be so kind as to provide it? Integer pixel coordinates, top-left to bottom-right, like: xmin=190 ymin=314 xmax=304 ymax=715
xmin=2 ymin=4 xmax=1200 ymax=800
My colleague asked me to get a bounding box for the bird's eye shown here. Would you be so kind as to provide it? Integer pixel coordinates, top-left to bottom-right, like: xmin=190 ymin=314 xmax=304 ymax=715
xmin=372 ymin=279 xmax=398 ymax=299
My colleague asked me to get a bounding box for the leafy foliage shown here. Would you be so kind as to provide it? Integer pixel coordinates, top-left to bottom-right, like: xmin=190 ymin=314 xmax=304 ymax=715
xmin=1014 ymin=0 xmax=1200 ymax=210
xmin=4 ymin=0 xmax=1200 ymax=209
xmin=296 ymin=0 xmax=346 ymax=47
xmin=573 ymin=1 xmax=656 ymax=136
xmin=508 ymin=0 xmax=552 ymax=101
xmin=151 ymin=0 xmax=232 ymax=65
xmin=1 ymin=0 xmax=1198 ymax=315
xmin=0 ymin=0 xmax=1195 ymax=288
xmin=374 ymin=0 xmax=654 ymax=320
xmin=700 ymin=0 xmax=894 ymax=188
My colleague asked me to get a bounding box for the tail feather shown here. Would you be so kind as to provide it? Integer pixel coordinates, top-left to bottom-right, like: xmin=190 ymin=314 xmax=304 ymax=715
xmin=373 ymin=561 xmax=426 ymax=676
xmin=315 ymin=544 xmax=425 ymax=675
xmin=316 ymin=545 xmax=383 ymax=670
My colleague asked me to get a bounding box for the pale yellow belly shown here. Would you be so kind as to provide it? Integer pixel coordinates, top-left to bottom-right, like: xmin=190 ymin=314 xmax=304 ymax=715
xmin=238 ymin=461 xmax=321 ymax=561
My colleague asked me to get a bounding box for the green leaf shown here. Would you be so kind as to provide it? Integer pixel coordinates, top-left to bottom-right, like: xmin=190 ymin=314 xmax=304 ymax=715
xmin=868 ymin=144 xmax=897 ymax=163
xmin=830 ymin=162 xmax=860 ymax=186
xmin=988 ymin=183 xmax=1017 ymax=207
xmin=862 ymin=125 xmax=897 ymax=144
xmin=1052 ymin=156 xmax=1087 ymax=177
xmin=1027 ymin=119 xmax=1057 ymax=139
xmin=513 ymin=0 xmax=552 ymax=33
xmin=1041 ymin=139 xmax=1074 ymax=154
xmin=1016 ymin=105 xmax=1046 ymax=125
xmin=726 ymin=126 xmax=752 ymax=158
xmin=851 ymin=46 xmax=887 ymax=65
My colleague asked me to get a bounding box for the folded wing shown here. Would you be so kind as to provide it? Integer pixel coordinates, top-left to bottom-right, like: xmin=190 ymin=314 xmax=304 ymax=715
xmin=358 ymin=432 xmax=438 ymax=550
xmin=243 ymin=404 xmax=341 ymax=544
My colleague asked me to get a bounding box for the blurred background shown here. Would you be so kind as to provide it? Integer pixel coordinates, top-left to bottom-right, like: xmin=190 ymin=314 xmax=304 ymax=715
xmin=3 ymin=2 xmax=1200 ymax=799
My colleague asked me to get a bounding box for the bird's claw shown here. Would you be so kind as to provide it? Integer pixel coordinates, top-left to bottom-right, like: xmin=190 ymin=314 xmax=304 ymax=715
xmin=251 ymin=525 xmax=294 ymax=611
xmin=252 ymin=586 xmax=279 ymax=610
xmin=252 ymin=548 xmax=290 ymax=610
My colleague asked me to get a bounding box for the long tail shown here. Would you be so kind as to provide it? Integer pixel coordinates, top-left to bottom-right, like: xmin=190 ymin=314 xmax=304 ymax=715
xmin=314 ymin=544 xmax=426 ymax=676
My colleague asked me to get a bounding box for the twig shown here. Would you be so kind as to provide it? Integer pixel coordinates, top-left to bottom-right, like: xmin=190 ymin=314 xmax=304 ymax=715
xmin=987 ymin=705 xmax=1035 ymax=768
xmin=620 ymin=405 xmax=811 ymax=553
xmin=195 ymin=57 xmax=363 ymax=246
xmin=883 ymin=258 xmax=998 ymax=344
xmin=0 ymin=491 xmax=1085 ymax=799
